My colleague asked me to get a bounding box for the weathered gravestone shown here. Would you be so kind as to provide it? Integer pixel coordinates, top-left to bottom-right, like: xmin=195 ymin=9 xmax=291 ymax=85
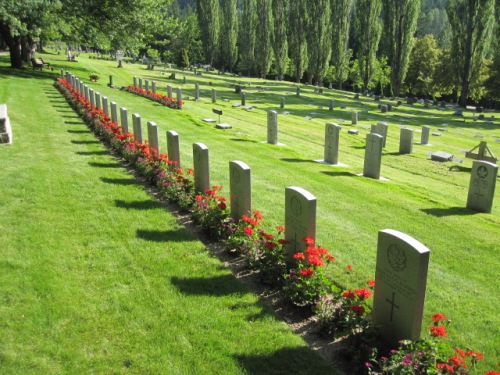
xmin=212 ymin=88 xmax=217 ymax=103
xmin=167 ymin=85 xmax=173 ymax=98
xmin=147 ymin=121 xmax=159 ymax=154
xmin=381 ymin=105 xmax=388 ymax=113
xmin=60 ymin=68 xmax=65 ymax=78
xmin=280 ymin=97 xmax=285 ymax=109
xmin=110 ymin=102 xmax=118 ymax=123
xmin=267 ymin=110 xmax=278 ymax=145
xmin=120 ymin=108 xmax=129 ymax=133
xmin=95 ymin=92 xmax=101 ymax=110
xmin=152 ymin=81 xmax=157 ymax=93
xmin=193 ymin=142 xmax=210 ymax=194
xmin=241 ymin=93 xmax=246 ymax=106
xmin=329 ymin=100 xmax=334 ymax=111
xmin=176 ymin=87 xmax=183 ymax=104
xmin=376 ymin=122 xmax=389 ymax=147
xmin=373 ymin=229 xmax=430 ymax=345
xmin=89 ymin=89 xmax=95 ymax=107
xmin=296 ymin=86 xmax=301 ymax=97
xmin=0 ymin=104 xmax=12 ymax=145
xmin=363 ymin=133 xmax=384 ymax=179
xmin=167 ymin=130 xmax=181 ymax=168
xmin=133 ymin=76 xmax=138 ymax=87
xmin=352 ymin=111 xmax=358 ymax=125
xmin=323 ymin=123 xmax=341 ymax=165
xmin=466 ymin=160 xmax=498 ymax=213
xmin=195 ymin=83 xmax=200 ymax=100
xmin=399 ymin=128 xmax=414 ymax=154
xmin=139 ymin=78 xmax=143 ymax=89
xmin=132 ymin=114 xmax=143 ymax=143
xmin=102 ymin=97 xmax=109 ymax=117
xmin=284 ymin=186 xmax=317 ymax=259
xmin=229 ymin=160 xmax=252 ymax=220
xmin=421 ymin=126 xmax=430 ymax=145
xmin=145 ymin=79 xmax=149 ymax=91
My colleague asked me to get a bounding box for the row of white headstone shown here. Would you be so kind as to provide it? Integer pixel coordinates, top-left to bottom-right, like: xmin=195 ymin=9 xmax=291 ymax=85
xmin=63 ymin=70 xmax=435 ymax=346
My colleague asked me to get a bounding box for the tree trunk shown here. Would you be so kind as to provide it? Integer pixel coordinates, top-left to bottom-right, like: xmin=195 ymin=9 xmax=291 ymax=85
xmin=0 ymin=23 xmax=23 ymax=68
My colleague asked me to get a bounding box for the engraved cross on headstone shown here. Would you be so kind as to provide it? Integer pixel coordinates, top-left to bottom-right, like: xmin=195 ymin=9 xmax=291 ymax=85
xmin=386 ymin=291 xmax=400 ymax=322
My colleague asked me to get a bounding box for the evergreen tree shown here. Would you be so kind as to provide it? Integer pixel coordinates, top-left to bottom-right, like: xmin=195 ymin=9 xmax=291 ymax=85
xmin=255 ymin=0 xmax=274 ymax=78
xmin=382 ymin=0 xmax=421 ymax=97
xmin=288 ymin=0 xmax=309 ymax=83
xmin=330 ymin=0 xmax=354 ymax=89
xmin=446 ymin=0 xmax=495 ymax=106
xmin=484 ymin=0 xmax=500 ymax=101
xmin=354 ymin=0 xmax=382 ymax=91
xmin=240 ymin=0 xmax=257 ymax=76
xmin=194 ymin=0 xmax=220 ymax=66
xmin=220 ymin=0 xmax=238 ymax=72
xmin=306 ymin=0 xmax=332 ymax=85
xmin=271 ymin=0 xmax=288 ymax=80
xmin=405 ymin=35 xmax=440 ymax=97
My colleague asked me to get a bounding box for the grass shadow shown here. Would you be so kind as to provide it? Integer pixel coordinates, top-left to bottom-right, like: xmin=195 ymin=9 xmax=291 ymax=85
xmin=234 ymin=347 xmax=335 ymax=375
xmin=76 ymin=150 xmax=109 ymax=156
xmin=136 ymin=229 xmax=196 ymax=243
xmin=71 ymin=140 xmax=100 ymax=145
xmin=230 ymin=138 xmax=258 ymax=143
xmin=280 ymin=158 xmax=315 ymax=164
xmin=67 ymin=129 xmax=91 ymax=134
xmin=115 ymin=199 xmax=162 ymax=210
xmin=65 ymin=121 xmax=84 ymax=125
xmin=449 ymin=165 xmax=472 ymax=173
xmin=88 ymin=162 xmax=122 ymax=168
xmin=100 ymin=177 xmax=139 ymax=185
xmin=420 ymin=207 xmax=477 ymax=217
xmin=321 ymin=171 xmax=357 ymax=177
xmin=170 ymin=274 xmax=248 ymax=296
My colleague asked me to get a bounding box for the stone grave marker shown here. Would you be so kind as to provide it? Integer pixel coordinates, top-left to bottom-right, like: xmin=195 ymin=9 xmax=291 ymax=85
xmin=296 ymin=86 xmax=300 ymax=97
xmin=376 ymin=122 xmax=389 ymax=147
xmin=363 ymin=133 xmax=384 ymax=179
xmin=139 ymin=78 xmax=143 ymax=89
xmin=195 ymin=83 xmax=200 ymax=100
xmin=399 ymin=128 xmax=414 ymax=154
xmin=89 ymin=89 xmax=95 ymax=107
xmin=280 ymin=97 xmax=285 ymax=109
xmin=421 ymin=126 xmax=430 ymax=145
xmin=373 ymin=229 xmax=430 ymax=345
xmin=120 ymin=108 xmax=129 ymax=133
xmin=329 ymin=100 xmax=334 ymax=111
xmin=0 ymin=104 xmax=12 ymax=145
xmin=133 ymin=76 xmax=138 ymax=87
xmin=241 ymin=93 xmax=246 ymax=106
xmin=102 ymin=97 xmax=109 ymax=116
xmin=147 ymin=121 xmax=159 ymax=154
xmin=95 ymin=92 xmax=101 ymax=110
xmin=267 ymin=110 xmax=278 ymax=145
xmin=60 ymin=68 xmax=65 ymax=78
xmin=167 ymin=85 xmax=173 ymax=98
xmin=212 ymin=89 xmax=217 ymax=103
xmin=466 ymin=160 xmax=498 ymax=213
xmin=348 ymin=129 xmax=359 ymax=135
xmin=323 ymin=123 xmax=341 ymax=165
xmin=430 ymin=151 xmax=453 ymax=162
xmin=167 ymin=130 xmax=181 ymax=168
xmin=284 ymin=186 xmax=317 ymax=259
xmin=132 ymin=114 xmax=143 ymax=143
xmin=229 ymin=160 xmax=252 ymax=220
xmin=193 ymin=142 xmax=210 ymax=193
xmin=352 ymin=111 xmax=358 ymax=125
xmin=111 ymin=102 xmax=118 ymax=123
xmin=381 ymin=105 xmax=388 ymax=113
xmin=152 ymin=81 xmax=157 ymax=93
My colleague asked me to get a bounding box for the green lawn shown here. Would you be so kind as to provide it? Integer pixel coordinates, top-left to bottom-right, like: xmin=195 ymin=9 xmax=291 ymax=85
xmin=1 ymin=51 xmax=499 ymax=372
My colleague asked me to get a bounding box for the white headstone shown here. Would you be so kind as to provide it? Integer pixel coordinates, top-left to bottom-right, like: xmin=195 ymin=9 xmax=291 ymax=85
xmin=376 ymin=122 xmax=389 ymax=147
xmin=267 ymin=110 xmax=278 ymax=145
xmin=89 ymin=89 xmax=95 ymax=107
xmin=132 ymin=113 xmax=143 ymax=143
xmin=120 ymin=108 xmax=129 ymax=133
xmin=102 ymin=97 xmax=109 ymax=116
xmin=195 ymin=83 xmax=200 ymax=100
xmin=399 ymin=128 xmax=413 ymax=154
xmin=167 ymin=85 xmax=173 ymax=98
xmin=296 ymin=86 xmax=300 ymax=96
xmin=152 ymin=81 xmax=157 ymax=93
xmin=212 ymin=88 xmax=217 ymax=103
xmin=133 ymin=76 xmax=138 ymax=87
xmin=177 ymin=87 xmax=182 ymax=103
xmin=95 ymin=93 xmax=101 ymax=110
xmin=147 ymin=121 xmax=159 ymax=154
xmin=363 ymin=133 xmax=383 ymax=179
xmin=193 ymin=142 xmax=210 ymax=193
xmin=229 ymin=160 xmax=252 ymax=220
xmin=110 ymin=102 xmax=118 ymax=123
xmin=280 ymin=97 xmax=285 ymax=109
xmin=466 ymin=160 xmax=498 ymax=213
xmin=285 ymin=187 xmax=317 ymax=259
xmin=167 ymin=130 xmax=181 ymax=168
xmin=421 ymin=126 xmax=430 ymax=145
xmin=373 ymin=229 xmax=430 ymax=345
xmin=324 ymin=123 xmax=341 ymax=165
xmin=352 ymin=111 xmax=358 ymax=125
xmin=139 ymin=78 xmax=143 ymax=89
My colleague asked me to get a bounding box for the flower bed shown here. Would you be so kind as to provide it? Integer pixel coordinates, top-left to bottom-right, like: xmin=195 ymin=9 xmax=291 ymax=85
xmin=124 ymin=85 xmax=183 ymax=109
xmin=54 ymin=77 xmax=499 ymax=375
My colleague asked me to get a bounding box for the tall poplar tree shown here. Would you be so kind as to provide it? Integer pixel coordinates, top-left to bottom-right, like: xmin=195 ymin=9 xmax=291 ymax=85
xmin=220 ymin=0 xmax=238 ymax=72
xmin=271 ymin=0 xmax=288 ymax=80
xmin=255 ymin=0 xmax=274 ymax=78
xmin=331 ymin=0 xmax=354 ymax=89
xmin=382 ymin=0 xmax=421 ymax=97
xmin=446 ymin=0 xmax=495 ymax=107
xmin=354 ymin=0 xmax=382 ymax=91
xmin=484 ymin=0 xmax=500 ymax=100
xmin=306 ymin=0 xmax=332 ymax=85
xmin=194 ymin=0 xmax=220 ymax=66
xmin=288 ymin=0 xmax=309 ymax=83
xmin=240 ymin=0 xmax=257 ymax=76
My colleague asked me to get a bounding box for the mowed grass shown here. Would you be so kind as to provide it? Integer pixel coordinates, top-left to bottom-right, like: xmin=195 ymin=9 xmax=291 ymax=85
xmin=0 ymin=57 xmax=337 ymax=374
xmin=1 ymin=51 xmax=499 ymax=371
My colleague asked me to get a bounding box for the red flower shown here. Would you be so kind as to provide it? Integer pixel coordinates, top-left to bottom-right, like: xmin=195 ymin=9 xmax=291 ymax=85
xmin=431 ymin=313 xmax=446 ymax=323
xmin=303 ymin=237 xmax=315 ymax=246
xmin=276 ymin=225 xmax=285 ymax=232
xmin=293 ymin=252 xmax=305 ymax=260
xmin=485 ymin=372 xmax=500 ymax=375
xmin=354 ymin=288 xmax=372 ymax=299
xmin=253 ymin=210 xmax=262 ymax=221
xmin=299 ymin=268 xmax=314 ymax=277
xmin=243 ymin=227 xmax=254 ymax=237
xmin=307 ymin=254 xmax=323 ymax=267
xmin=367 ymin=279 xmax=376 ymax=287
xmin=466 ymin=351 xmax=483 ymax=360
xmin=218 ymin=202 xmax=227 ymax=210
xmin=351 ymin=305 xmax=365 ymax=315
xmin=278 ymin=239 xmax=289 ymax=245
xmin=430 ymin=325 xmax=447 ymax=337
xmin=265 ymin=241 xmax=277 ymax=250
xmin=436 ymin=363 xmax=455 ymax=373
xmin=346 ymin=264 xmax=352 ymax=271
xmin=449 ymin=355 xmax=466 ymax=368
xmin=455 ymin=348 xmax=466 ymax=358
xmin=326 ymin=254 xmax=336 ymax=261
xmin=342 ymin=290 xmax=356 ymax=299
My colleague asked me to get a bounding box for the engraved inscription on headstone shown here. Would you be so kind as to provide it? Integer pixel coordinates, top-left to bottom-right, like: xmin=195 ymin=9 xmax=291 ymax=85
xmin=230 ymin=161 xmax=252 ymax=220
xmin=324 ymin=123 xmax=341 ymax=165
xmin=363 ymin=133 xmax=384 ymax=179
xmin=267 ymin=110 xmax=278 ymax=145
xmin=399 ymin=128 xmax=414 ymax=154
xmin=466 ymin=160 xmax=498 ymax=213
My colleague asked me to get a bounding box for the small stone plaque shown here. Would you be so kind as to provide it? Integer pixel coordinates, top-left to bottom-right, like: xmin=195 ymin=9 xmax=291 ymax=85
xmin=348 ymin=129 xmax=359 ymax=135
xmin=430 ymin=151 xmax=453 ymax=162
xmin=216 ymin=123 xmax=232 ymax=129
xmin=202 ymin=118 xmax=216 ymax=123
